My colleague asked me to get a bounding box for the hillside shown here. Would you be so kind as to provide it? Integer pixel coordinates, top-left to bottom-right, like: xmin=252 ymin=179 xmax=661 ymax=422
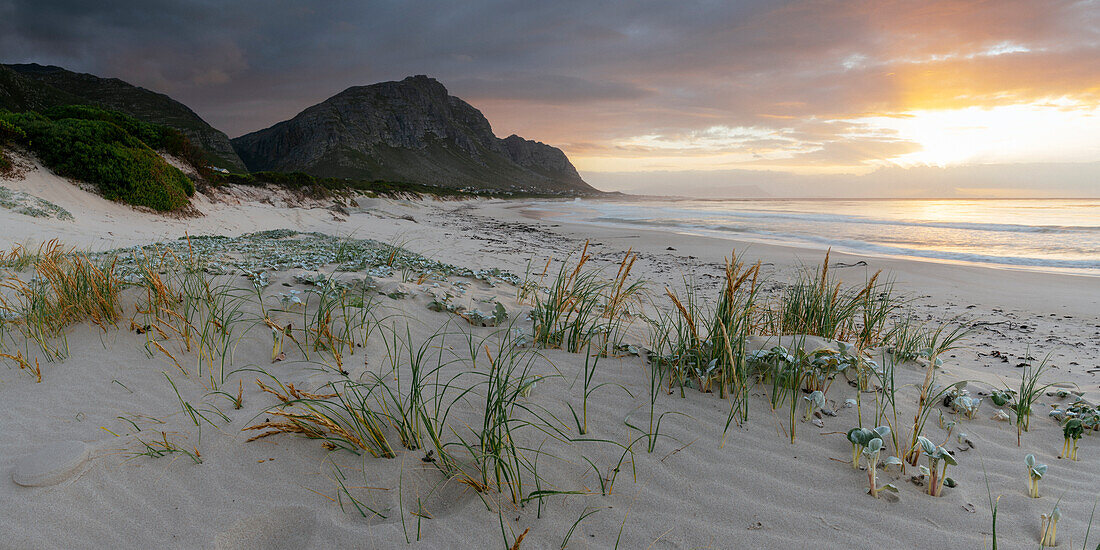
xmin=1 ymin=64 xmax=246 ymax=172
xmin=0 ymin=106 xmax=196 ymax=211
xmin=231 ymin=76 xmax=596 ymax=194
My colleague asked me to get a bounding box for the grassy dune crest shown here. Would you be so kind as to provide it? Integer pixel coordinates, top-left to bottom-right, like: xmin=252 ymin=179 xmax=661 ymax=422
xmin=0 ymin=106 xmax=197 ymax=211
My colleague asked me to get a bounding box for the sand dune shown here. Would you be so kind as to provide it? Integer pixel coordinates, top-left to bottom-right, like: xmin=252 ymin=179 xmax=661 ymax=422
xmin=0 ymin=164 xmax=1097 ymax=549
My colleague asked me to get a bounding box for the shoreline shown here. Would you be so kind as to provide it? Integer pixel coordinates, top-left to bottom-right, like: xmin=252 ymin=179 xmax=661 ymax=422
xmin=494 ymin=199 xmax=1100 ymax=318
xmin=519 ymin=196 xmax=1100 ymax=279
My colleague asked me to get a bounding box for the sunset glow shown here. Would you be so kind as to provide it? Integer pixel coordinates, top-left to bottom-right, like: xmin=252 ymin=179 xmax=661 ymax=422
xmin=4 ymin=0 xmax=1099 ymax=195
xmin=859 ymin=103 xmax=1100 ymax=168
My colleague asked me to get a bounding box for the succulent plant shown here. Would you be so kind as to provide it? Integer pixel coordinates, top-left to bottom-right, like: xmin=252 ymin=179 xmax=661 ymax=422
xmin=1066 ymin=400 xmax=1100 ymax=432
xmin=277 ymin=289 xmax=303 ymax=307
xmin=1025 ymin=454 xmax=1047 ymax=498
xmin=805 ymin=346 xmax=859 ymax=394
xmin=861 ymin=437 xmax=898 ymax=498
xmin=848 ymin=426 xmax=890 ymax=469
xmin=954 ymin=395 xmax=982 ymax=419
xmin=1040 ymin=507 xmax=1060 ymax=547
xmin=990 ymin=389 xmax=1015 ymax=407
xmin=939 ymin=413 xmax=956 ymax=432
xmin=917 ymin=435 xmax=957 ymax=497
xmin=1061 ymin=419 xmax=1083 ymax=461
xmin=803 ymin=390 xmax=826 ymax=421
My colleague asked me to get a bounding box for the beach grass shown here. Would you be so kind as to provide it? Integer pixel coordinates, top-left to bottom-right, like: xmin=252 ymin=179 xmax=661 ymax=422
xmin=1 ymin=232 xmax=1094 ymax=547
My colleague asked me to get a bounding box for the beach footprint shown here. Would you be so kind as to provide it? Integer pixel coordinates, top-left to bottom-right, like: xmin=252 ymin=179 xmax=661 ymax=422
xmin=11 ymin=440 xmax=92 ymax=487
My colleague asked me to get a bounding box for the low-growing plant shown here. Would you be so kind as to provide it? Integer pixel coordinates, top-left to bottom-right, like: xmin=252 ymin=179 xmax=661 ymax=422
xmin=804 ymin=344 xmax=857 ymax=395
xmin=1025 ymin=454 xmax=1048 ymax=498
xmin=803 ymin=390 xmax=825 ymax=421
xmin=916 ymin=435 xmax=957 ymax=497
xmin=848 ymin=425 xmax=891 ymax=469
xmin=1062 ymin=419 xmax=1083 ymax=461
xmin=990 ymin=388 xmax=1015 ymax=407
xmin=862 ymin=437 xmax=899 ymax=499
xmin=244 ymin=378 xmax=395 ymax=458
xmin=904 ymin=379 xmax=966 ymax=466
xmin=1040 ymin=506 xmax=1061 ymax=548
xmin=130 ymin=431 xmax=202 ymax=464
xmin=953 ymin=393 xmax=982 ymax=420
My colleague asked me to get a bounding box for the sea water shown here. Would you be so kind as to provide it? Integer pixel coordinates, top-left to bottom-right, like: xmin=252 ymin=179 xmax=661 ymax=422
xmin=531 ymin=198 xmax=1100 ymax=275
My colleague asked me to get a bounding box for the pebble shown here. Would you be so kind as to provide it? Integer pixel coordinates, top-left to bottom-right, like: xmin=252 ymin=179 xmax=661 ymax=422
xmin=11 ymin=440 xmax=91 ymax=487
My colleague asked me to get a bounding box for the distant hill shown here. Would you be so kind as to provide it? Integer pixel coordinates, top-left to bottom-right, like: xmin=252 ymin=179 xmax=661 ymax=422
xmin=1 ymin=63 xmax=246 ymax=172
xmin=231 ymin=76 xmax=597 ymax=195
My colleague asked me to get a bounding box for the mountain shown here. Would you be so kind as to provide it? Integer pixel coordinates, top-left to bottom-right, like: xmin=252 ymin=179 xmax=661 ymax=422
xmin=231 ymin=76 xmax=596 ymax=194
xmin=1 ymin=63 xmax=246 ymax=172
xmin=0 ymin=65 xmax=85 ymax=111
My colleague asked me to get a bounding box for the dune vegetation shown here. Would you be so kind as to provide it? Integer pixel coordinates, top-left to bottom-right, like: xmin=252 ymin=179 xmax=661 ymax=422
xmin=0 ymin=105 xmax=199 ymax=211
xmin=0 ymin=233 xmax=1096 ymax=548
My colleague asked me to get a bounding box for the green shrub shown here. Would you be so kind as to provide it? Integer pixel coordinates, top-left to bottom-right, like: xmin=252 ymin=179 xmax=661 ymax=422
xmin=0 ymin=108 xmax=195 ymax=211
xmin=0 ymin=117 xmax=23 ymax=175
xmin=0 ymin=117 xmax=27 ymax=144
xmin=209 ymin=170 xmax=497 ymax=199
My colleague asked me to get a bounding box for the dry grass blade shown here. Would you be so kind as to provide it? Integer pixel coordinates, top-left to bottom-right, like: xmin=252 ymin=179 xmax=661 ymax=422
xmin=0 ymin=351 xmax=41 ymax=382
xmin=150 ymin=340 xmax=187 ymax=375
xmin=665 ymin=288 xmax=699 ymax=342
xmin=510 ymin=528 xmax=530 ymax=550
xmin=248 ymin=378 xmax=393 ymax=457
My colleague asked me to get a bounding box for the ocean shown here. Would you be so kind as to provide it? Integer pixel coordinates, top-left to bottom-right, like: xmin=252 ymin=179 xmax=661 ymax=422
xmin=530 ymin=198 xmax=1100 ymax=275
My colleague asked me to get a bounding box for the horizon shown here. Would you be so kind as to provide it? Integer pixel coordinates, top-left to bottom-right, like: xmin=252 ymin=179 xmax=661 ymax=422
xmin=3 ymin=1 xmax=1099 ymax=197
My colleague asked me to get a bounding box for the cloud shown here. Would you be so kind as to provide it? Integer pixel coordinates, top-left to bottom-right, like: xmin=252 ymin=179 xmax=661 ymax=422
xmin=1 ymin=0 xmax=1097 ymax=176
xmin=450 ymin=74 xmax=652 ymax=104
xmin=585 ymin=162 xmax=1100 ymax=198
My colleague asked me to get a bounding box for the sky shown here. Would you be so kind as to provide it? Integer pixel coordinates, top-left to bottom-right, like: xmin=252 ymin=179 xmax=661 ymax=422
xmin=2 ymin=0 xmax=1099 ymax=196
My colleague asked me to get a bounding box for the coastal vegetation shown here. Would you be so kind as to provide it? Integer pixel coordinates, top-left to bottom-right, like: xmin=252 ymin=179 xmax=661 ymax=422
xmin=0 ymin=233 xmax=1095 ymax=548
xmin=209 ymin=170 xmax=566 ymax=200
xmin=0 ymin=104 xmax=575 ymax=214
xmin=0 ymin=106 xmax=196 ymax=211
xmin=0 ymin=118 xmax=24 ymax=174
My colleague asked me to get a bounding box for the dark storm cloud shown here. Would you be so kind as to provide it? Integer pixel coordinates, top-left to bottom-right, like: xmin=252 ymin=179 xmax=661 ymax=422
xmin=451 ymin=75 xmax=653 ymax=104
xmin=2 ymin=0 xmax=1098 ymax=170
xmin=0 ymin=0 xmax=776 ymax=135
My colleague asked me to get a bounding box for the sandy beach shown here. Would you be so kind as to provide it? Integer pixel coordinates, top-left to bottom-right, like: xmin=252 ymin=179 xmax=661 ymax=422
xmin=1 ymin=166 xmax=1098 ymax=549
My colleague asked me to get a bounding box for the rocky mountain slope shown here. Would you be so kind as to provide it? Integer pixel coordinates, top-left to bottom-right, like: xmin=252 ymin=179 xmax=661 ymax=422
xmin=1 ymin=64 xmax=245 ymax=172
xmin=232 ymin=76 xmax=596 ymax=194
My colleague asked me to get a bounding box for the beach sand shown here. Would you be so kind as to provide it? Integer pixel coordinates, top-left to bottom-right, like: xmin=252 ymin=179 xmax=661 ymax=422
xmin=1 ymin=164 xmax=1098 ymax=549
